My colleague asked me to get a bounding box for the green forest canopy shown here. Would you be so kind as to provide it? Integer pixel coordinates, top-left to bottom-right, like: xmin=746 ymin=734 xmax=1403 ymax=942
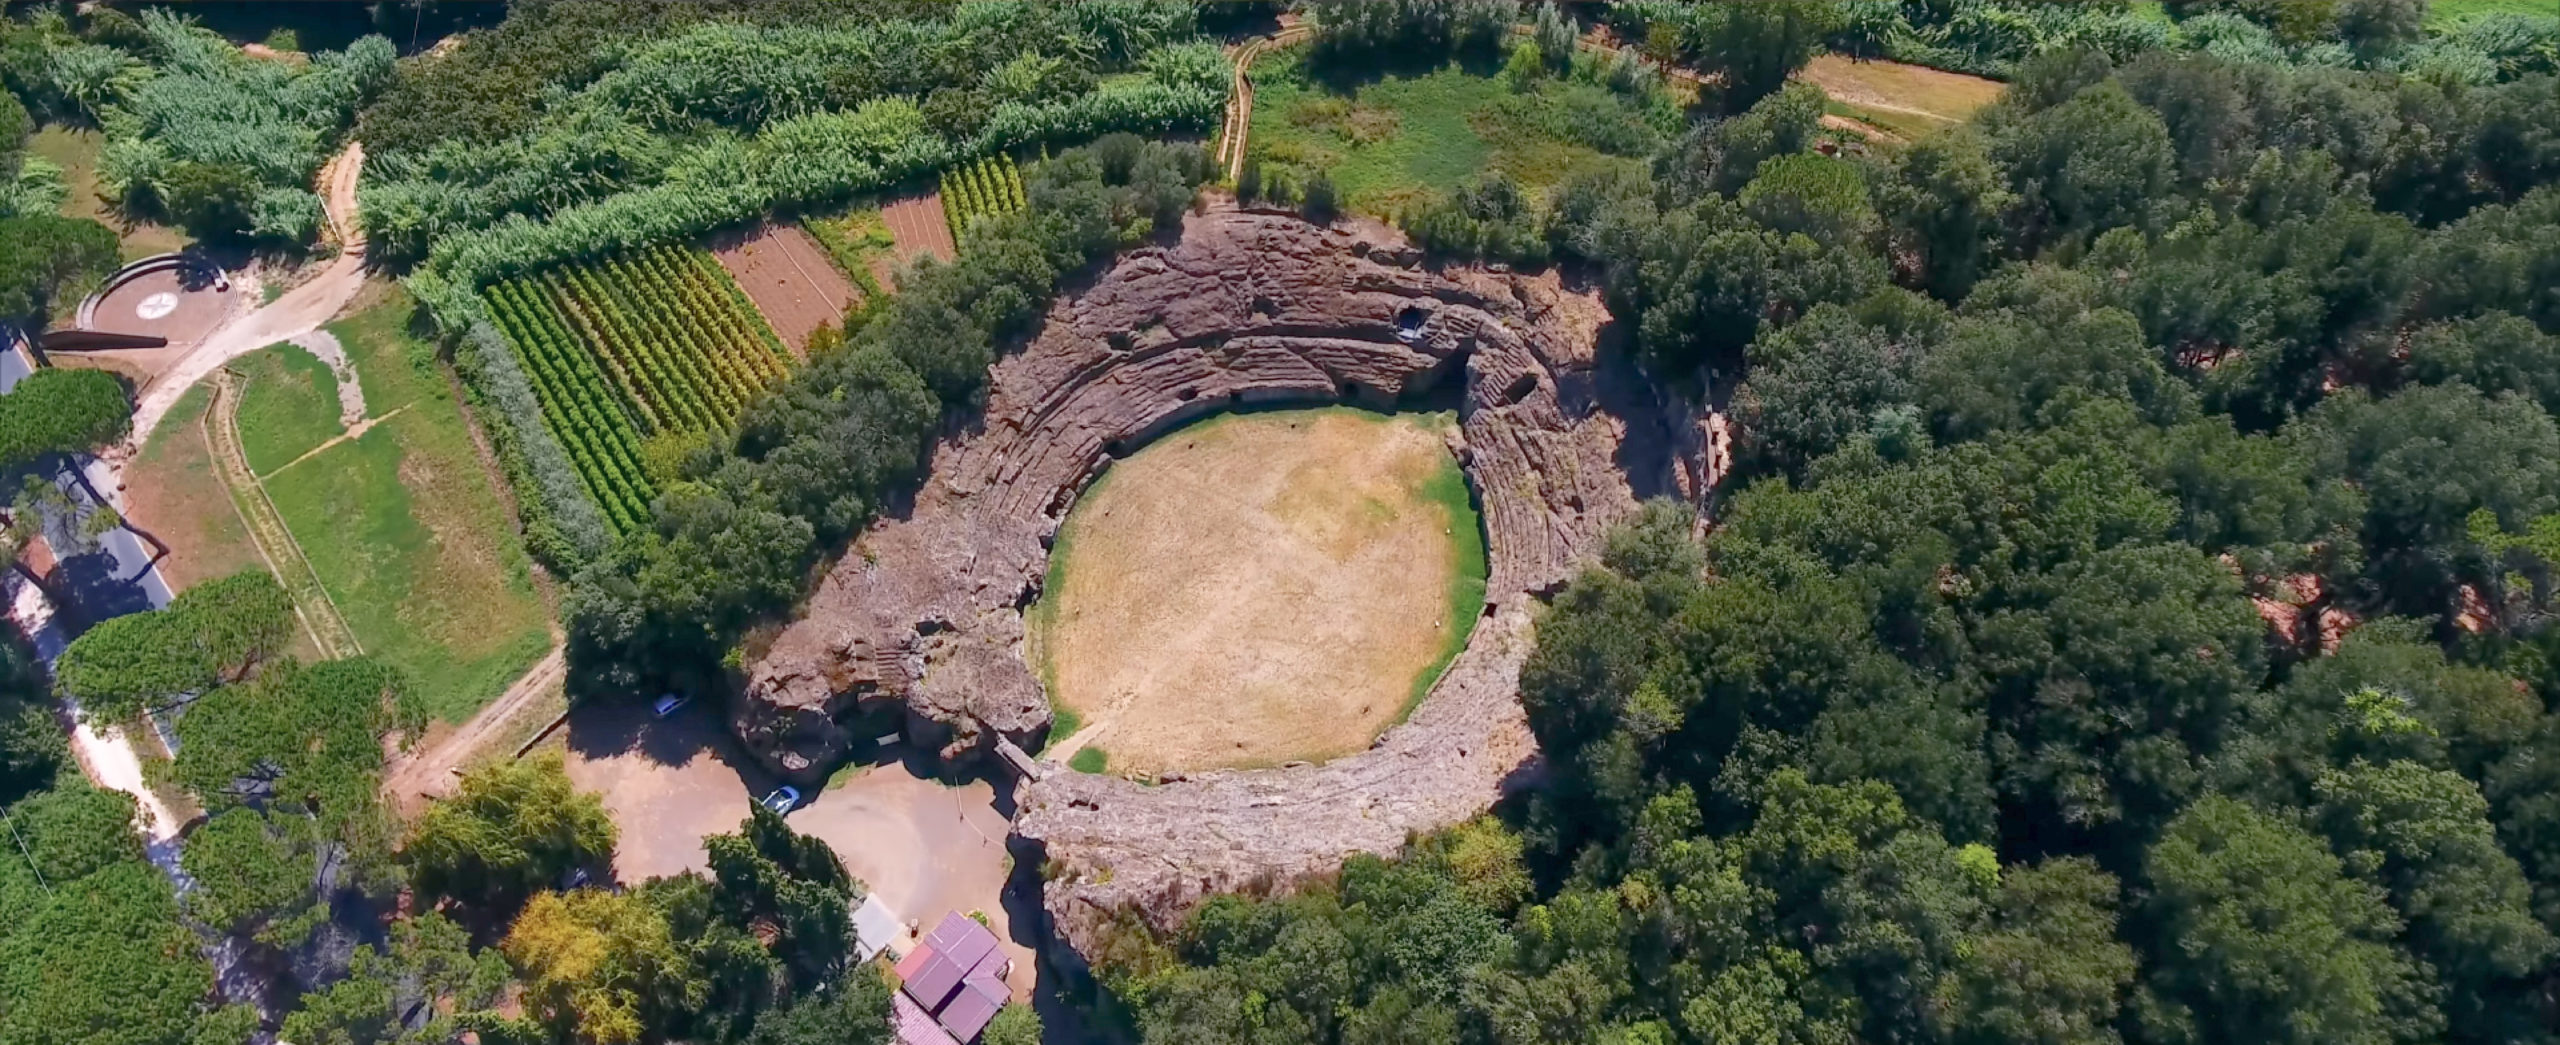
xmin=5 ymin=1 xmax=2560 ymax=1043
xmin=1102 ymin=4 xmax=2560 ymax=1045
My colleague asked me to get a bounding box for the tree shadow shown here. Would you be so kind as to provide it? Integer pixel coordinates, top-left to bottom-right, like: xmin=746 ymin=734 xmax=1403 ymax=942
xmin=560 ymin=694 xmax=758 ymax=778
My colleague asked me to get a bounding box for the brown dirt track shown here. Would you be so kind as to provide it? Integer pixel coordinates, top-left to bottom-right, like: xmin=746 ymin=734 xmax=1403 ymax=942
xmin=711 ymin=223 xmax=857 ymax=356
xmin=1031 ymin=409 xmax=1473 ymax=775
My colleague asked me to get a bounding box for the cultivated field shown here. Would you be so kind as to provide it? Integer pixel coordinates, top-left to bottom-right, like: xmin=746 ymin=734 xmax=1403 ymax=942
xmin=484 ymin=244 xmax=792 ymax=530
xmin=880 ymin=193 xmax=957 ymax=267
xmin=1030 ymin=408 xmax=1486 ymax=775
xmin=939 ymin=153 xmax=1028 ymax=239
xmin=711 ymin=223 xmax=859 ymax=356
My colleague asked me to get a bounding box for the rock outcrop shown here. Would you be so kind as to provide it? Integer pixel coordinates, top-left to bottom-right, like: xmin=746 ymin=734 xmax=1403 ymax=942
xmin=740 ymin=208 xmax=1705 ymax=957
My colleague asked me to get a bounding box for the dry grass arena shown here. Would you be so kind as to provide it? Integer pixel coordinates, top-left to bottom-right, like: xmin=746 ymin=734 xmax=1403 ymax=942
xmin=1031 ymin=407 xmax=1487 ymax=775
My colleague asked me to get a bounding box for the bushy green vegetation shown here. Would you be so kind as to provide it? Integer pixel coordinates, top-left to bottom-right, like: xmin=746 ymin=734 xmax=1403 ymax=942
xmin=1615 ymin=0 xmax=2559 ymax=86
xmin=940 ymin=152 xmax=1028 ymax=237
xmin=367 ymin=3 xmax=1225 ymax=288
xmin=0 ymin=8 xmax=388 ymax=244
xmin=0 ymin=212 xmax=116 ymax=326
xmin=0 ymin=367 xmax=128 ymax=469
xmin=0 ymin=785 xmax=231 ymax=1045
xmin=1071 ymin=746 xmax=1110 ymax=775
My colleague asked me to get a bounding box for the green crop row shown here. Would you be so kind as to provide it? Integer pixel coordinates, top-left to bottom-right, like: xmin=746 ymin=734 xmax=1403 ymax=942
xmin=483 ymin=243 xmax=792 ymax=525
xmin=939 ymin=153 xmax=1028 ymax=241
xmin=482 ymin=281 xmax=655 ymax=532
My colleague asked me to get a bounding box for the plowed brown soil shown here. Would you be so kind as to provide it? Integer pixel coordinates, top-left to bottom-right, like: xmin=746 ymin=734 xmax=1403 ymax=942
xmin=711 ymin=223 xmax=856 ymax=356
xmin=881 ymin=193 xmax=956 ymax=266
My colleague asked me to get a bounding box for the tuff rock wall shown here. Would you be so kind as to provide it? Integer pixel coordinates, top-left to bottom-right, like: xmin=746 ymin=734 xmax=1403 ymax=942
xmin=739 ymin=207 xmax=1707 ymax=956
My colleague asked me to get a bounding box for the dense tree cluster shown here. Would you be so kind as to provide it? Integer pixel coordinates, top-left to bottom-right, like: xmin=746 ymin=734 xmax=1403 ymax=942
xmin=52 ymin=568 xmax=295 ymax=723
xmin=369 ymin=1 xmax=1223 ymax=283
xmin=0 ymin=213 xmax=115 ymax=328
xmin=1106 ymin=19 xmax=2560 ymax=1045
xmin=0 ymin=367 xmax=127 ymax=469
xmin=0 ymin=785 xmax=234 ymax=1045
xmin=1 ymin=7 xmax=388 ymax=244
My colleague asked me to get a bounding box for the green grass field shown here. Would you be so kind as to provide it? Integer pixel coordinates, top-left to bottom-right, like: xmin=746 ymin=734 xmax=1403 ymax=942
xmin=24 ymin=126 xmax=192 ymax=262
xmin=233 ymin=345 xmax=345 ymax=475
xmin=252 ymin=289 xmax=552 ymax=722
xmin=1246 ymin=48 xmax=1666 ymax=216
xmin=2427 ymin=0 xmax=2553 ymax=25
xmin=1407 ymin=421 xmax=1488 ymax=721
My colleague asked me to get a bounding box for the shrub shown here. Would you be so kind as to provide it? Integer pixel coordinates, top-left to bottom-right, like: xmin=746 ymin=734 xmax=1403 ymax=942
xmin=1303 ymin=170 xmax=1340 ymax=224
xmin=1070 ymin=747 xmax=1109 ymax=774
xmin=0 ymin=368 xmax=129 ymax=468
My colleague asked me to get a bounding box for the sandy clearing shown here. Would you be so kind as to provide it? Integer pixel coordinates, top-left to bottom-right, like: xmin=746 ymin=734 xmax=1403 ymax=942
xmin=1033 ymin=409 xmax=1473 ymax=775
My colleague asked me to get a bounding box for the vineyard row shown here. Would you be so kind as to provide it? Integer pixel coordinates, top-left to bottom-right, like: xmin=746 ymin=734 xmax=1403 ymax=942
xmin=483 ymin=243 xmax=794 ymax=530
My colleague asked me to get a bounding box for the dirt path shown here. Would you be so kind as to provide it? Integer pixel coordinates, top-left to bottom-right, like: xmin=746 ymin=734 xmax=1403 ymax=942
xmin=124 ymin=142 xmax=369 ymax=452
xmin=380 ymin=645 xmax=565 ymax=815
xmin=202 ymin=369 xmax=363 ymax=659
xmin=259 ymin=402 xmax=410 ymax=479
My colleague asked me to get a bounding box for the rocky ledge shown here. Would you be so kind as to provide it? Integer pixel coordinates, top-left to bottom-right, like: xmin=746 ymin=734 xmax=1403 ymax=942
xmin=740 ymin=207 xmax=1705 ymax=957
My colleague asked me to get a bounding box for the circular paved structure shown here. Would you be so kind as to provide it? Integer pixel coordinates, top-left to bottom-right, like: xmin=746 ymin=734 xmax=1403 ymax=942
xmin=741 ymin=208 xmax=1713 ymax=958
xmin=84 ymin=260 xmax=237 ymax=344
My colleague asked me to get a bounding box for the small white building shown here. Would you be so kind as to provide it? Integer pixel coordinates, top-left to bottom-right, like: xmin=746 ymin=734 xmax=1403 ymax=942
xmin=853 ymin=893 xmax=903 ymax=964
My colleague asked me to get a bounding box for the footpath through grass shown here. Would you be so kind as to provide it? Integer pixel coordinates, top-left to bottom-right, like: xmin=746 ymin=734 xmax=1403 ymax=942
xmin=248 ymin=288 xmax=553 ymax=722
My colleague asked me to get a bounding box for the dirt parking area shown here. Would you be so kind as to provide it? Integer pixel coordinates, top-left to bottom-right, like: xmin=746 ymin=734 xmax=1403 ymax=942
xmin=791 ymin=760 xmax=1035 ymax=1000
xmin=550 ymin=702 xmax=1033 ymax=1001
xmin=552 ymin=700 xmax=771 ymax=883
xmin=710 ymin=223 xmax=856 ymax=357
xmin=1030 ymin=408 xmax=1478 ymax=775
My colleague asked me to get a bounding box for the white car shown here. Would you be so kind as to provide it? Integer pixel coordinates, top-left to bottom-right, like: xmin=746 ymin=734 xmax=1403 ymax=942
xmin=652 ymin=693 xmax=686 ymax=718
xmin=762 ymin=786 xmax=801 ymax=814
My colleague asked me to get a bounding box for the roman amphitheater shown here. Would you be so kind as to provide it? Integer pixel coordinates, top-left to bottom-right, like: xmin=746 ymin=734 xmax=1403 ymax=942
xmin=741 ymin=207 xmax=1711 ymax=958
